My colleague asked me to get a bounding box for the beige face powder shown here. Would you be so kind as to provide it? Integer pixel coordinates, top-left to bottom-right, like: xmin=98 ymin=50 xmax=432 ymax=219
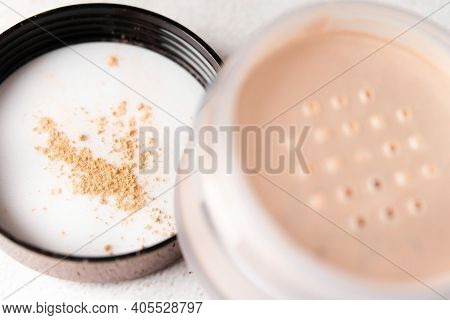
xmin=235 ymin=28 xmax=450 ymax=281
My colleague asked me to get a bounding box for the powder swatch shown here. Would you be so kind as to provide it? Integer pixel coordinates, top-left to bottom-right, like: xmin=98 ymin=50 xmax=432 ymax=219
xmin=36 ymin=117 xmax=145 ymax=212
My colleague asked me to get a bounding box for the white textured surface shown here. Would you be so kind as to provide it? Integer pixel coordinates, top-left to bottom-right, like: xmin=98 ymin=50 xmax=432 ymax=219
xmin=0 ymin=0 xmax=449 ymax=300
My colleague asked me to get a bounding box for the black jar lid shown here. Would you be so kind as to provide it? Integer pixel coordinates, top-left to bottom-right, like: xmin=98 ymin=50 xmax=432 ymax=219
xmin=0 ymin=3 xmax=221 ymax=282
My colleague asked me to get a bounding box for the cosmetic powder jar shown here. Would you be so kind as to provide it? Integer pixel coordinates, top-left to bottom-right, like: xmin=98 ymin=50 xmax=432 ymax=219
xmin=175 ymin=2 xmax=450 ymax=299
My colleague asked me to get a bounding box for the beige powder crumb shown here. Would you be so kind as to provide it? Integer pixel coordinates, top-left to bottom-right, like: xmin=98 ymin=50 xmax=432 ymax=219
xmin=36 ymin=117 xmax=145 ymax=212
xmin=128 ymin=128 xmax=137 ymax=137
xmin=99 ymin=195 xmax=107 ymax=205
xmin=37 ymin=117 xmax=56 ymax=133
xmin=60 ymin=231 xmax=66 ymax=236
xmin=79 ymin=134 xmax=87 ymax=141
xmin=146 ymin=137 xmax=155 ymax=148
xmin=139 ymin=151 xmax=150 ymax=169
xmin=128 ymin=117 xmax=136 ymax=128
xmin=107 ymin=55 xmax=118 ymax=67
xmin=113 ymin=137 xmax=136 ymax=161
xmin=112 ymin=101 xmax=127 ymax=117
xmin=141 ymin=110 xmax=152 ymax=122
xmin=137 ymin=103 xmax=152 ymax=122
xmin=103 ymin=244 xmax=112 ymax=254
xmin=96 ymin=117 xmax=107 ymax=134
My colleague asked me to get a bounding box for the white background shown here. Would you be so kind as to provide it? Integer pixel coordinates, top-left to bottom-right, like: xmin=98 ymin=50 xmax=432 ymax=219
xmin=0 ymin=0 xmax=449 ymax=300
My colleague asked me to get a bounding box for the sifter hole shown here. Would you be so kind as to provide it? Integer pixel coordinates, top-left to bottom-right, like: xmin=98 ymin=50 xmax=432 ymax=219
xmin=338 ymin=186 xmax=354 ymax=202
xmin=330 ymin=95 xmax=348 ymax=110
xmin=342 ymin=120 xmax=360 ymax=136
xmin=358 ymin=88 xmax=374 ymax=104
xmin=380 ymin=207 xmax=395 ymax=222
xmin=383 ymin=141 xmax=399 ymax=157
xmin=407 ymin=198 xmax=425 ymax=215
xmin=396 ymin=108 xmax=412 ymax=122
xmin=302 ymin=101 xmax=320 ymax=117
xmin=350 ymin=215 xmax=366 ymax=232
xmin=368 ymin=178 xmax=382 ymax=192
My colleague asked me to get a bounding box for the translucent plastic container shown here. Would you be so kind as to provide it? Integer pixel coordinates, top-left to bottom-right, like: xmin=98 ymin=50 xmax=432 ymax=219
xmin=175 ymin=2 xmax=450 ymax=299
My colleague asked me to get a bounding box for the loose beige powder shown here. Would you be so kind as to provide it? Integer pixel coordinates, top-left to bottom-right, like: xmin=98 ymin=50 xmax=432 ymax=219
xmin=36 ymin=117 xmax=145 ymax=212
xmin=112 ymin=100 xmax=127 ymax=117
xmin=106 ymin=55 xmax=118 ymax=68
